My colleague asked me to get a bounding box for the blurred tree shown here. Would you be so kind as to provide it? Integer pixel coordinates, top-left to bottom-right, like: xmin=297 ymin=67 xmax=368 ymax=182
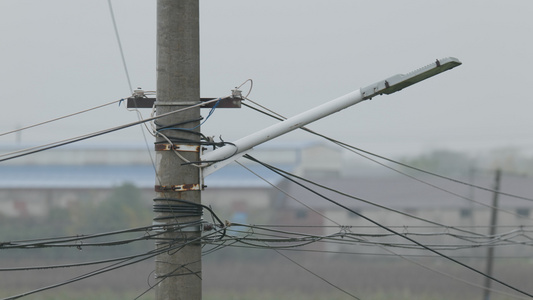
xmin=0 ymin=183 xmax=153 ymax=259
xmin=400 ymin=149 xmax=475 ymax=176
xmin=91 ymin=182 xmax=151 ymax=232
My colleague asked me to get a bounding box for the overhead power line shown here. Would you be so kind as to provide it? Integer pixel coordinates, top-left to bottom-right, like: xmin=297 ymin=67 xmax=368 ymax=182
xmin=0 ymin=98 xmax=222 ymax=163
xmin=234 ymin=144 xmax=533 ymax=297
xmin=202 ymin=224 xmax=532 ymax=300
xmin=271 ymin=245 xmax=361 ymax=300
xmin=0 ymin=99 xmax=123 ymax=138
xmin=107 ymin=0 xmax=133 ymax=93
xmin=243 ymin=154 xmax=533 ymax=299
xmin=242 ymin=99 xmax=533 ymax=204
xmin=1 ymin=227 xmax=225 ymax=300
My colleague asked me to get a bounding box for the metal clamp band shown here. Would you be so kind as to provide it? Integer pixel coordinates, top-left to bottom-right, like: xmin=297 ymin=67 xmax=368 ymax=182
xmin=155 ymin=184 xmax=201 ymax=192
xmin=155 ymin=144 xmax=201 ymax=152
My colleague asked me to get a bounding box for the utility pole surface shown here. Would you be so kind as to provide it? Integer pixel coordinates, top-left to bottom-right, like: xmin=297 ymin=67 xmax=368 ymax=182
xmin=155 ymin=1 xmax=201 ymax=299
xmin=482 ymin=169 xmax=501 ymax=300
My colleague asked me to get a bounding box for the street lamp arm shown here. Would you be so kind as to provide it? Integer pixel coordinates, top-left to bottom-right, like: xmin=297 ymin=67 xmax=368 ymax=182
xmin=202 ymin=57 xmax=462 ymax=177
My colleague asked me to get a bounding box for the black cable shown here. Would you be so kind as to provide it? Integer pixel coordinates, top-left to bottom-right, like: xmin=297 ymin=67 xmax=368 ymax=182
xmin=332 ymin=140 xmax=533 ymax=203
xmin=0 ymin=241 xmax=158 ymax=272
xmin=153 ymin=197 xmax=226 ymax=238
xmin=229 ymin=223 xmax=520 ymax=246
xmin=208 ymin=224 xmax=361 ymax=300
xmin=0 ymin=116 xmax=159 ymax=163
xmin=0 ymin=224 xmax=157 ymax=250
xmin=224 ymin=243 xmax=533 ymax=259
xmin=0 ymin=99 xmax=123 ymax=138
xmin=244 ymin=154 xmax=533 ymax=298
xmin=271 ymin=245 xmax=361 ymax=299
xmin=1 ymin=234 xmax=155 ymax=250
xmin=133 ymin=228 xmax=227 ymax=300
xmin=1 ymin=237 xmax=190 ymax=300
xmin=107 ymin=0 xmax=132 ymax=93
xmin=2 ymin=227 xmax=226 ymax=300
xmin=247 ymin=224 xmax=533 ymax=230
xmin=242 ymin=101 xmax=533 ymax=203
xmin=0 ymin=99 xmax=221 ymax=164
xmin=208 ymin=227 xmax=515 ymax=252
xmin=155 ymin=117 xmax=203 ymax=131
xmin=154 ymin=117 xmax=205 ymax=142
xmin=242 ymin=154 xmax=485 ymax=238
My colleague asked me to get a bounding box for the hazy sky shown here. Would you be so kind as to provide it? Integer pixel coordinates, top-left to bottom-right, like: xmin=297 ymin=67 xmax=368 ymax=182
xmin=1 ymin=0 xmax=532 ymax=157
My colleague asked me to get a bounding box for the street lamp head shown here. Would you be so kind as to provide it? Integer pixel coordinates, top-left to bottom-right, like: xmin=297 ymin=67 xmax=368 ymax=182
xmin=360 ymin=57 xmax=462 ymax=100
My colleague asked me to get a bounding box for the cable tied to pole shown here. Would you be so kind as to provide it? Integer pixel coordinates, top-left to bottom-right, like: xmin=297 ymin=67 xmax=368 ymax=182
xmin=152 ymin=199 xmax=203 ymax=221
xmin=152 ymin=198 xmax=226 ymax=238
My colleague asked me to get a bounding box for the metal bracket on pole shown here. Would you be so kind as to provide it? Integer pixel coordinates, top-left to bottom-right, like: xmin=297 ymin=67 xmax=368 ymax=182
xmin=155 ymin=143 xmax=201 ymax=152
xmin=126 ymin=96 xmax=242 ymax=109
xmin=155 ymin=184 xmax=202 ymax=192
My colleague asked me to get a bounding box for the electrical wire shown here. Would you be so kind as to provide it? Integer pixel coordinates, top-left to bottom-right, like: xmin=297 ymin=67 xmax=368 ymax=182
xmin=248 ymin=224 xmax=533 ymax=230
xmin=1 ymin=229 xmax=222 ymax=300
xmin=236 ymin=157 xmax=533 ymax=250
xmin=236 ymin=160 xmax=533 ymax=250
xmin=236 ymin=79 xmax=253 ymax=99
xmin=0 ymin=221 xmax=226 ymax=300
xmin=219 ymin=242 xmax=533 ymax=260
xmin=242 ymin=99 xmax=533 ymax=203
xmin=270 ymin=245 xmax=361 ymax=299
xmin=237 ymin=161 xmax=504 ymax=245
xmin=0 ymin=221 xmax=202 ymax=252
xmin=134 ymin=228 xmax=228 ymax=300
xmin=201 ymin=94 xmax=533 ymax=298
xmin=205 ymin=223 xmax=533 ymax=252
xmin=205 ymin=226 xmax=533 ymax=256
xmin=235 ymin=160 xmax=340 ymax=225
xmin=232 ymin=153 xmax=533 ymax=297
xmin=0 ymin=99 xmax=122 ymax=138
xmin=5 ymin=87 xmax=532 ymax=298
xmin=243 ymin=154 xmax=533 ymax=298
xmin=5 ymin=217 xmax=520 ymax=258
xmin=202 ymin=224 xmax=532 ymax=299
xmin=107 ymin=0 xmax=164 ymax=208
xmin=240 ymin=99 xmax=533 ymax=249
xmin=0 ymin=98 xmax=221 ymax=163
xmin=107 ymin=0 xmax=133 ymax=94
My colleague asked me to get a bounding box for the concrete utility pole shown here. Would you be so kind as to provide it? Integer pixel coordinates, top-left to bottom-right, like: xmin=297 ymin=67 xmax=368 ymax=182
xmin=482 ymin=169 xmax=501 ymax=300
xmin=154 ymin=1 xmax=201 ymax=300
xmin=148 ymin=8 xmax=460 ymax=296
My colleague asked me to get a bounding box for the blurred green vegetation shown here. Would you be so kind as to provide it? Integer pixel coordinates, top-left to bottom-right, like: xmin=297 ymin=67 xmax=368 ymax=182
xmin=0 ymin=182 xmax=275 ymax=261
xmin=0 ymin=182 xmax=153 ymax=259
xmin=399 ymin=147 xmax=533 ymax=177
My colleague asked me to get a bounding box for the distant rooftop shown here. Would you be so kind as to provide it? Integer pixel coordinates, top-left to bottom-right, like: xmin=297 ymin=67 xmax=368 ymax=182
xmin=282 ymin=175 xmax=533 ymax=210
xmin=0 ymin=162 xmax=288 ymax=190
xmin=0 ymin=140 xmax=337 ymax=166
xmin=0 ymin=141 xmax=334 ymax=189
